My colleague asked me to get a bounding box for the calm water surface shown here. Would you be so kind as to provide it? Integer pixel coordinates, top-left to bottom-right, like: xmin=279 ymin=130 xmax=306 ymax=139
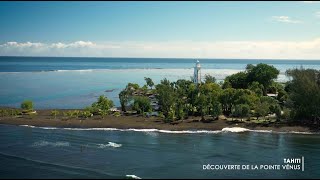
xmin=1 ymin=57 xmax=320 ymax=109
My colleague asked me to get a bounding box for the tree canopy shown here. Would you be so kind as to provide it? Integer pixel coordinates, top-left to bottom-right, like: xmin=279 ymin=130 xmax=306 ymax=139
xmin=224 ymin=72 xmax=248 ymax=89
xmin=247 ymin=63 xmax=280 ymax=95
xmin=285 ymin=68 xmax=320 ymax=123
xmin=223 ymin=63 xmax=280 ymax=96
xmin=117 ymin=63 xmax=319 ymax=127
xmin=204 ymin=74 xmax=216 ymax=84
xmin=132 ymin=96 xmax=152 ymax=115
xmin=144 ymin=77 xmax=154 ymax=89
xmin=91 ymin=95 xmax=114 ymax=115
xmin=21 ymin=100 xmax=33 ymax=111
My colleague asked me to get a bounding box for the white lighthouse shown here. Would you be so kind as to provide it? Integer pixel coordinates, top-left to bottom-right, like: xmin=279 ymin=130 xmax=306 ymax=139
xmin=193 ymin=60 xmax=201 ymax=84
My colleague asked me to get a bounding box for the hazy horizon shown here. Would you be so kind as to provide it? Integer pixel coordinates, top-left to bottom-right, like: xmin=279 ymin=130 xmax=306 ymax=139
xmin=1 ymin=55 xmax=320 ymax=61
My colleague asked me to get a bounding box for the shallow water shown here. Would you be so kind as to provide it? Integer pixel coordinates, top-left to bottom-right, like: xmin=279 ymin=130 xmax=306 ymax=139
xmin=1 ymin=57 xmax=320 ymax=109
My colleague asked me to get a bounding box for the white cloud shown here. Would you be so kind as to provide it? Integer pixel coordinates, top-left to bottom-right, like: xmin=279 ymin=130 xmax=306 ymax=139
xmin=50 ymin=41 xmax=96 ymax=49
xmin=3 ymin=41 xmax=44 ymax=48
xmin=51 ymin=42 xmax=67 ymax=49
xmin=271 ymin=16 xmax=302 ymax=24
xmin=315 ymin=11 xmax=320 ymax=18
xmin=1 ymin=39 xmax=320 ymax=60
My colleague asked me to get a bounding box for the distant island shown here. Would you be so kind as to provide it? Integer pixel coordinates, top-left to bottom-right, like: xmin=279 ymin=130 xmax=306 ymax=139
xmin=0 ymin=62 xmax=319 ymax=133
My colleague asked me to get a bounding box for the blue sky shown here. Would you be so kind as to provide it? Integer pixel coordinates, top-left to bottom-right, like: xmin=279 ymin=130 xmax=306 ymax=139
xmin=0 ymin=1 xmax=320 ymax=59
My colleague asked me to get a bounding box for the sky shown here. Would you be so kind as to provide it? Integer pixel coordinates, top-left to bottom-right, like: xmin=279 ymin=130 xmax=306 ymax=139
xmin=0 ymin=1 xmax=320 ymax=59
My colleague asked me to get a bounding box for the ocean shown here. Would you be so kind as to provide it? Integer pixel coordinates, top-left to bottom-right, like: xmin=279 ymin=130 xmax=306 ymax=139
xmin=1 ymin=57 xmax=320 ymax=179
xmin=1 ymin=56 xmax=320 ymax=109
xmin=0 ymin=125 xmax=319 ymax=179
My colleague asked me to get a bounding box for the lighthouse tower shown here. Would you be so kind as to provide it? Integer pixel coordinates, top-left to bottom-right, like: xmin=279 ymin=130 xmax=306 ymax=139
xmin=193 ymin=60 xmax=201 ymax=84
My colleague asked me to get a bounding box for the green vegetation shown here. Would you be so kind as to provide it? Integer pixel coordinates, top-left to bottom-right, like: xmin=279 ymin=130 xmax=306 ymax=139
xmin=65 ymin=111 xmax=75 ymax=119
xmin=155 ymin=78 xmax=177 ymax=121
xmin=119 ymin=90 xmax=130 ymax=112
xmin=113 ymin=111 xmax=121 ymax=117
xmin=224 ymin=72 xmax=248 ymax=89
xmin=61 ymin=110 xmax=81 ymax=119
xmin=21 ymin=100 xmax=34 ymax=112
xmin=81 ymin=110 xmax=92 ymax=119
xmin=223 ymin=63 xmax=280 ymax=95
xmin=144 ymin=77 xmax=154 ymax=89
xmin=204 ymin=74 xmax=216 ymax=84
xmin=91 ymin=95 xmax=114 ymax=114
xmin=0 ymin=109 xmax=20 ymax=117
xmin=232 ymin=104 xmax=250 ymax=121
xmin=254 ymin=101 xmax=269 ymax=120
xmin=73 ymin=110 xmax=81 ymax=118
xmin=28 ymin=112 xmax=37 ymax=119
xmin=0 ymin=109 xmax=14 ymax=117
xmin=285 ymin=68 xmax=320 ymax=124
xmin=2 ymin=63 xmax=316 ymax=128
xmin=10 ymin=109 xmax=20 ymax=117
xmin=84 ymin=106 xmax=98 ymax=115
xmin=158 ymin=112 xmax=165 ymax=119
xmin=248 ymin=81 xmax=263 ymax=97
xmin=118 ymin=63 xmax=319 ymax=128
xmin=247 ymin=63 xmax=280 ymax=95
xmin=132 ymin=96 xmax=151 ymax=115
xmin=100 ymin=109 xmax=108 ymax=119
xmin=51 ymin=110 xmax=59 ymax=119
xmin=119 ymin=69 xmax=280 ymax=123
xmin=119 ymin=82 xmax=142 ymax=112
xmin=83 ymin=95 xmax=115 ymax=119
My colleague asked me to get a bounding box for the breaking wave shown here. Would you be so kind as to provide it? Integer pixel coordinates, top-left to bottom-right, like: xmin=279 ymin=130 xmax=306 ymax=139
xmin=20 ymin=125 xmax=36 ymax=128
xmin=97 ymin=142 xmax=122 ymax=148
xmin=19 ymin=125 xmax=317 ymax=135
xmin=221 ymin=127 xmax=250 ymax=133
xmin=126 ymin=175 xmax=141 ymax=179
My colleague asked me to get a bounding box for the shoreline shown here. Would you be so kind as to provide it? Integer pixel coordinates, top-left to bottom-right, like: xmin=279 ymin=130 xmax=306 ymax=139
xmin=14 ymin=125 xmax=317 ymax=135
xmin=0 ymin=109 xmax=317 ymax=134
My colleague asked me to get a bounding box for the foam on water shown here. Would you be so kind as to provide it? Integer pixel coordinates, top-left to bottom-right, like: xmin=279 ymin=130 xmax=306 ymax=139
xmin=19 ymin=125 xmax=317 ymax=135
xmin=32 ymin=140 xmax=70 ymax=147
xmin=20 ymin=125 xmax=58 ymax=130
xmin=41 ymin=127 xmax=58 ymax=130
xmin=285 ymin=131 xmax=314 ymax=135
xmin=56 ymin=69 xmax=94 ymax=72
xmin=157 ymin=129 xmax=221 ymax=134
xmin=126 ymin=175 xmax=141 ymax=179
xmin=127 ymin=128 xmax=159 ymax=132
xmin=222 ymin=127 xmax=250 ymax=133
xmin=144 ymin=131 xmax=159 ymax=137
xmin=98 ymin=142 xmax=122 ymax=148
xmin=249 ymin=129 xmax=273 ymax=133
xmin=63 ymin=127 xmax=119 ymax=131
xmin=20 ymin=125 xmax=36 ymax=128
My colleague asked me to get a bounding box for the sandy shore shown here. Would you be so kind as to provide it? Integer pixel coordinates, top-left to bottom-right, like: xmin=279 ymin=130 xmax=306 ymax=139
xmin=0 ymin=109 xmax=316 ymax=133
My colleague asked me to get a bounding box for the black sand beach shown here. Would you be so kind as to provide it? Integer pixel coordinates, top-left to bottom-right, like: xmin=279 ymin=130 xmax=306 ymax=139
xmin=0 ymin=109 xmax=313 ymax=133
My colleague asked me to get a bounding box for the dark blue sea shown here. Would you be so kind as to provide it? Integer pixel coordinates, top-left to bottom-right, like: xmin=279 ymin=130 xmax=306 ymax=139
xmin=0 ymin=125 xmax=319 ymax=179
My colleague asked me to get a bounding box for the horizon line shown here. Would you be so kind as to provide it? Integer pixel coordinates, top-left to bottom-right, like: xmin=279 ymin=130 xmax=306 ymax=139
xmin=1 ymin=55 xmax=320 ymax=61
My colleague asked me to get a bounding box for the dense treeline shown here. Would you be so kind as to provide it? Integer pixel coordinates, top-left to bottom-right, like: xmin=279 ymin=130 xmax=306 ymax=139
xmin=119 ymin=63 xmax=320 ymax=126
xmin=285 ymin=68 xmax=320 ymax=124
xmin=1 ymin=63 xmax=318 ymax=127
